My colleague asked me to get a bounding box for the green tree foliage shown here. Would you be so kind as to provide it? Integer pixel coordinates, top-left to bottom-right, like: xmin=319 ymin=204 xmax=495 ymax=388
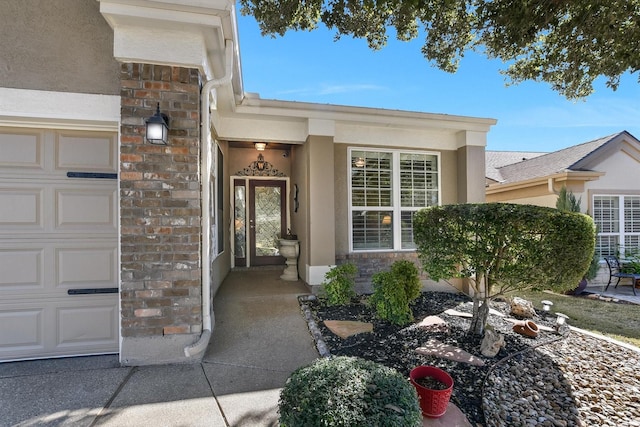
xmin=278 ymin=356 xmax=422 ymax=427
xmin=240 ymin=0 xmax=640 ymax=99
xmin=555 ymin=186 xmax=600 ymax=280
xmin=413 ymin=203 xmax=595 ymax=335
xmin=556 ymin=186 xmax=582 ymax=213
xmin=369 ymin=260 xmax=422 ymax=326
xmin=322 ymin=263 xmax=358 ymax=306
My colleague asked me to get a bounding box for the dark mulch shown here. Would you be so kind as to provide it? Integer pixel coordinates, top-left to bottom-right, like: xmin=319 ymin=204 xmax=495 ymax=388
xmin=304 ymin=292 xmax=562 ymax=426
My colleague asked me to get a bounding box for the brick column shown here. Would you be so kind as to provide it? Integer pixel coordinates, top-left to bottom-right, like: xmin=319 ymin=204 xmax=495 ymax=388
xmin=119 ymin=63 xmax=203 ymax=364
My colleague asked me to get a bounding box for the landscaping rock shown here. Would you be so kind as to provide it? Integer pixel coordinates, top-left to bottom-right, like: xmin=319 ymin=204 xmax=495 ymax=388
xmin=510 ymin=297 xmax=536 ymax=318
xmin=323 ymin=320 xmax=373 ymax=339
xmin=415 ymin=338 xmax=485 ymax=366
xmin=480 ymin=328 xmax=505 ymax=357
xmin=417 ymin=315 xmax=447 ymax=330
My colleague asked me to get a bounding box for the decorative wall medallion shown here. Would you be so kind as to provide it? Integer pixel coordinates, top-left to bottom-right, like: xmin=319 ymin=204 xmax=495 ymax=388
xmin=235 ymin=153 xmax=286 ymax=177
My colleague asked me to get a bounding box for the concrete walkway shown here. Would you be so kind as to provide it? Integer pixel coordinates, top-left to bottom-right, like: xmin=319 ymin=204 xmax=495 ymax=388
xmin=0 ymin=269 xmax=319 ymax=427
xmin=585 ymin=279 xmax=640 ymax=305
xmin=0 ymin=268 xmax=474 ymax=426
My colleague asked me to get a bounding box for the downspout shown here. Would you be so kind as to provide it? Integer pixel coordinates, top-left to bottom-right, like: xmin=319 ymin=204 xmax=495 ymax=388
xmin=184 ymin=39 xmax=234 ymax=358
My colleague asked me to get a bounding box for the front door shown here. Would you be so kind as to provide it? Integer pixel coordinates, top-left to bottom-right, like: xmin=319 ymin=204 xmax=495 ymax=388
xmin=234 ymin=179 xmax=286 ymax=267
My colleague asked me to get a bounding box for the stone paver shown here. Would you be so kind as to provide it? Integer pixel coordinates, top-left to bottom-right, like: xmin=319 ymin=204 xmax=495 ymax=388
xmin=415 ymin=338 xmax=485 ymax=366
xmin=323 ymin=320 xmax=373 ymax=339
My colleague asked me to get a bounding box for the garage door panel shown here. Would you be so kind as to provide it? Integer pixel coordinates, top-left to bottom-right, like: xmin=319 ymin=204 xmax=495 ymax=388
xmin=0 ymin=308 xmax=44 ymax=350
xmin=0 ymin=129 xmax=44 ymax=170
xmin=56 ymin=188 xmax=117 ymax=232
xmin=0 ymin=128 xmax=118 ymax=362
xmin=0 ymin=188 xmax=43 ymax=228
xmin=0 ymin=249 xmax=43 ymax=290
xmin=57 ymin=303 xmax=118 ymax=348
xmin=56 ymin=132 xmax=117 ymax=172
xmin=57 ymin=246 xmax=116 ymax=288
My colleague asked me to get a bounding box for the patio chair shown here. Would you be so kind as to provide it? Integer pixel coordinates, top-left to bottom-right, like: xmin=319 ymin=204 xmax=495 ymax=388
xmin=604 ymin=256 xmax=639 ymax=296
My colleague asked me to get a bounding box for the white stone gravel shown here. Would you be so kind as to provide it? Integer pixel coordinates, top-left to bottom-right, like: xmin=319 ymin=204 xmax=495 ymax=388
xmin=483 ymin=331 xmax=640 ymax=427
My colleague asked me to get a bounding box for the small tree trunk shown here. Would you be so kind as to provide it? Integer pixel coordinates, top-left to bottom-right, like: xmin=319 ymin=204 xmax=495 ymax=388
xmin=469 ymin=296 xmax=490 ymax=336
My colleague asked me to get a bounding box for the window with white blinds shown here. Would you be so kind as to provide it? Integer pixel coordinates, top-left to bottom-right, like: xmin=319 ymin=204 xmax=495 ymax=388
xmin=349 ymin=148 xmax=440 ymax=251
xmin=593 ymin=195 xmax=640 ymax=257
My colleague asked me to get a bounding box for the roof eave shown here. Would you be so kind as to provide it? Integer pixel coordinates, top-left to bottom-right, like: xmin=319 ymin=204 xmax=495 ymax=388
xmin=486 ymin=171 xmax=605 ymax=195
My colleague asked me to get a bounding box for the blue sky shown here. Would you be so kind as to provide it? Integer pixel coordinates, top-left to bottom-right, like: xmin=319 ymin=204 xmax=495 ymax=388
xmin=236 ymin=13 xmax=640 ymax=152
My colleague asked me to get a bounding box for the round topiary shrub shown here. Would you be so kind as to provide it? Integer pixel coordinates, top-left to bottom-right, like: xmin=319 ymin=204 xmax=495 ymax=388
xmin=278 ymin=356 xmax=422 ymax=427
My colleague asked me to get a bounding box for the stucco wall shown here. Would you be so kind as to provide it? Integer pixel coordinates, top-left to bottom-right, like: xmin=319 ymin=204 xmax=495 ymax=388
xmin=440 ymin=150 xmax=459 ymax=205
xmin=228 ymin=147 xmax=291 ymax=177
xmin=585 ymin=152 xmax=640 ymax=191
xmin=290 ymin=144 xmax=308 ymax=282
xmin=0 ymin=0 xmax=120 ymax=95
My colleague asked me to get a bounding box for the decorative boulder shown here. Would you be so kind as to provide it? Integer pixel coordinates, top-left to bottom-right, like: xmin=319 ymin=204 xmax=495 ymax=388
xmin=480 ymin=328 xmax=504 ymax=358
xmin=510 ymin=297 xmax=536 ymax=318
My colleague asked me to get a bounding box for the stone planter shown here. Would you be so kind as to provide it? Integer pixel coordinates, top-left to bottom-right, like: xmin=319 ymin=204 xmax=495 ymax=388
xmin=278 ymin=239 xmax=299 ymax=281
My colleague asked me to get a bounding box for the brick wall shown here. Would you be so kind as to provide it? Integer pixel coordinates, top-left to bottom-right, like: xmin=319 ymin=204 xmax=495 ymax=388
xmin=119 ymin=63 xmax=202 ymax=338
xmin=335 ymin=252 xmax=427 ymax=294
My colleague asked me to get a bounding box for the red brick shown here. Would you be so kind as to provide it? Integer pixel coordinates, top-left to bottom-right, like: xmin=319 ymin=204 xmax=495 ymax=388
xmin=163 ymin=325 xmax=189 ymax=335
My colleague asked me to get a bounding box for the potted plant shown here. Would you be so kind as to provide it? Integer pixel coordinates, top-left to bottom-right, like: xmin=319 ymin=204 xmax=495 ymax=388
xmin=409 ymin=365 xmax=454 ymax=418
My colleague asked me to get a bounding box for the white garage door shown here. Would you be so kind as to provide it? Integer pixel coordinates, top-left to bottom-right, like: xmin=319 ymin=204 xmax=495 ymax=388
xmin=0 ymin=127 xmax=119 ymax=362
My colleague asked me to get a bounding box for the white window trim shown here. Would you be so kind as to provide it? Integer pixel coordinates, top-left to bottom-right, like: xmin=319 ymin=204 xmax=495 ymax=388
xmin=593 ymin=193 xmax=640 ymax=257
xmin=347 ymin=147 xmax=441 ymax=253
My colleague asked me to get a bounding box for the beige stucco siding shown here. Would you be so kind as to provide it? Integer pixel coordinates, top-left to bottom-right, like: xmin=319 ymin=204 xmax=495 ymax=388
xmin=584 ymin=150 xmax=640 ymax=212
xmin=440 ymin=150 xmax=459 ymax=205
xmin=334 ymin=144 xmax=349 ymax=254
xmin=228 ymin=147 xmax=292 ymax=177
xmin=0 ymin=0 xmax=120 ymax=95
xmin=290 ymin=144 xmax=308 ymax=282
xmin=456 ymin=145 xmax=485 ymax=203
xmin=585 ymin=151 xmax=640 ymax=193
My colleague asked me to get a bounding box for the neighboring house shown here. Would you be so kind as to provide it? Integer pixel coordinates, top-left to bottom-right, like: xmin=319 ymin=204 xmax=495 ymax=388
xmin=486 ymin=131 xmax=640 ymax=259
xmin=0 ymin=0 xmax=495 ymax=365
xmin=485 ymin=150 xmax=546 ymax=186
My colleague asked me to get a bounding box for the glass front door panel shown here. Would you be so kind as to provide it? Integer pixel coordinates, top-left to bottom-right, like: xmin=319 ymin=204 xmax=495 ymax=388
xmin=255 ymin=185 xmax=282 ymax=256
xmin=234 ymin=180 xmax=247 ymax=266
xmin=250 ymin=180 xmax=286 ymax=266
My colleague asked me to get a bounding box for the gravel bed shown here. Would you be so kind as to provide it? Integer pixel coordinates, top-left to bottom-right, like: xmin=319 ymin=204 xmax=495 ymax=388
xmin=300 ymin=292 xmax=640 ymax=427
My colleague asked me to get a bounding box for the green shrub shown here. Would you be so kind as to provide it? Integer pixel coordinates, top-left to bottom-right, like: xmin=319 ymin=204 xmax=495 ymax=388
xmin=369 ymin=260 xmax=422 ymax=326
xmin=413 ymin=203 xmax=596 ymax=335
xmin=322 ymin=263 xmax=358 ymax=306
xmin=278 ymin=356 xmax=421 ymax=427
xmin=556 ymin=185 xmax=582 ymax=212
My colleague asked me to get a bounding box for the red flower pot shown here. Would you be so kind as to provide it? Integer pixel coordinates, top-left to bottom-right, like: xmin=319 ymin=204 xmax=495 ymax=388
xmin=409 ymin=366 xmax=454 ymax=418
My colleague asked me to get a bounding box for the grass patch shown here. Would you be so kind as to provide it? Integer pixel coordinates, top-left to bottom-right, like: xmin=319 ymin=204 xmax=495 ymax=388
xmin=506 ymin=290 xmax=640 ymax=348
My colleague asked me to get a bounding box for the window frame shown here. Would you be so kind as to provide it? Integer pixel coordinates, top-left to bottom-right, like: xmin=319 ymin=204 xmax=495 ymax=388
xmin=593 ymin=193 xmax=640 ymax=258
xmin=347 ymin=147 xmax=441 ymax=253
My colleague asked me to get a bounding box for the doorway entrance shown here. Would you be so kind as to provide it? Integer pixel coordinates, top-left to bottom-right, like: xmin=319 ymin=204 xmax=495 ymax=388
xmin=234 ymin=178 xmax=287 ymax=267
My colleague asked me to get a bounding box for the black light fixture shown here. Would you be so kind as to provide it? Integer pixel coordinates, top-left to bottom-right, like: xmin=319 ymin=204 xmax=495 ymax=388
xmin=145 ymin=103 xmax=169 ymax=145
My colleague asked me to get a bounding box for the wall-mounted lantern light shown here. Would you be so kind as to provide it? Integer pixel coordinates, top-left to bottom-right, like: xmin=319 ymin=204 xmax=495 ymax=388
xmin=255 ymin=142 xmax=267 ymax=151
xmin=145 ymin=103 xmax=169 ymax=145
